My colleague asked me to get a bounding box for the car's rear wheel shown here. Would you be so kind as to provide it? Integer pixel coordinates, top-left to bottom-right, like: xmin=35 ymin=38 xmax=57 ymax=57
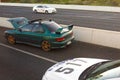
xmin=41 ymin=41 xmax=51 ymax=51
xmin=7 ymin=35 xmax=16 ymax=44
xmin=45 ymin=10 xmax=48 ymax=14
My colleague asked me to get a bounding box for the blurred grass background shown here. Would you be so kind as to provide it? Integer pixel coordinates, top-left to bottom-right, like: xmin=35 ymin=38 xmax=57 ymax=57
xmin=5 ymin=0 xmax=120 ymax=6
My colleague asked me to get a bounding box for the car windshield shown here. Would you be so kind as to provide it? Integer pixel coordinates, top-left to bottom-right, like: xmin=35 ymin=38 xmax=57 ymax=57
xmin=88 ymin=60 xmax=120 ymax=78
xmin=43 ymin=21 xmax=62 ymax=33
xmin=79 ymin=60 xmax=120 ymax=80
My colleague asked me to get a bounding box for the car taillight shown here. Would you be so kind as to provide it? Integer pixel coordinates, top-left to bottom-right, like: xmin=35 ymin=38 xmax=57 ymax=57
xmin=56 ymin=37 xmax=65 ymax=42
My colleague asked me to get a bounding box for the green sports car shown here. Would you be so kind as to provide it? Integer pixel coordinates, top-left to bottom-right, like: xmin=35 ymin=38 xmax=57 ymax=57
xmin=4 ymin=17 xmax=74 ymax=51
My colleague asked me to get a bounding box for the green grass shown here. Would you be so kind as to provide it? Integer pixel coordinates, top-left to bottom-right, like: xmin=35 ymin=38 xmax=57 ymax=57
xmin=8 ymin=0 xmax=120 ymax=6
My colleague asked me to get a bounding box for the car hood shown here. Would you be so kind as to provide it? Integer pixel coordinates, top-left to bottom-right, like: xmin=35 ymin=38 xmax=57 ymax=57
xmin=8 ymin=17 xmax=28 ymax=29
xmin=42 ymin=58 xmax=108 ymax=80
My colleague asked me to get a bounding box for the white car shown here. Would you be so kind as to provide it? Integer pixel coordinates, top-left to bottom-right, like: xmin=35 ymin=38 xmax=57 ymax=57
xmin=42 ymin=58 xmax=120 ymax=80
xmin=33 ymin=5 xmax=57 ymax=13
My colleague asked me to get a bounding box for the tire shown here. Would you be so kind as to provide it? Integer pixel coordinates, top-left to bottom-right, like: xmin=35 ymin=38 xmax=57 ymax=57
xmin=45 ymin=10 xmax=48 ymax=14
xmin=34 ymin=9 xmax=38 ymax=13
xmin=7 ymin=35 xmax=16 ymax=44
xmin=41 ymin=41 xmax=51 ymax=51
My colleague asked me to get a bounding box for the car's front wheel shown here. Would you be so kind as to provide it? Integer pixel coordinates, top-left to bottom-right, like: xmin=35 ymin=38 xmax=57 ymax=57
xmin=7 ymin=35 xmax=16 ymax=44
xmin=41 ymin=41 xmax=51 ymax=51
xmin=34 ymin=9 xmax=38 ymax=13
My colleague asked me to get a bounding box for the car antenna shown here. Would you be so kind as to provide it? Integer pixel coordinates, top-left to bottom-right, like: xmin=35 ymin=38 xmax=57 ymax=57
xmin=39 ymin=19 xmax=42 ymax=24
xmin=29 ymin=19 xmax=42 ymax=24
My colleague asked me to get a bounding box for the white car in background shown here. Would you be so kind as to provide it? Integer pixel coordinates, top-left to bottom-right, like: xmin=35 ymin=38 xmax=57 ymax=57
xmin=33 ymin=5 xmax=57 ymax=13
xmin=42 ymin=58 xmax=120 ymax=80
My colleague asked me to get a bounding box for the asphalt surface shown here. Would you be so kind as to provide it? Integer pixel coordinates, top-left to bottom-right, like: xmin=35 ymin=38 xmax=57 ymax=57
xmin=1 ymin=6 xmax=120 ymax=31
xmin=0 ymin=45 xmax=54 ymax=80
xmin=0 ymin=27 xmax=120 ymax=80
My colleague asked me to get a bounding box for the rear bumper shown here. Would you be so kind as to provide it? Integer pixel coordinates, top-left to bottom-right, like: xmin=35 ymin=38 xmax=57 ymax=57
xmin=52 ymin=10 xmax=57 ymax=13
xmin=51 ymin=36 xmax=74 ymax=49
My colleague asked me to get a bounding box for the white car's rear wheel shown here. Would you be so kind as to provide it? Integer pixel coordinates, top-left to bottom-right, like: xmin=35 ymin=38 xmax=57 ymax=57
xmin=45 ymin=10 xmax=48 ymax=13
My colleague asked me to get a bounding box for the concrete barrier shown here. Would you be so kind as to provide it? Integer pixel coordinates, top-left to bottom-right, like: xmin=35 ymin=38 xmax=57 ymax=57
xmin=0 ymin=17 xmax=120 ymax=49
xmin=74 ymin=26 xmax=120 ymax=49
xmin=0 ymin=17 xmax=13 ymax=28
xmin=92 ymin=29 xmax=120 ymax=49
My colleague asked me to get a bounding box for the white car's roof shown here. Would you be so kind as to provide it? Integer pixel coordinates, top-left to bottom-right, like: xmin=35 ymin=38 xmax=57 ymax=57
xmin=44 ymin=58 xmax=108 ymax=80
xmin=35 ymin=5 xmax=52 ymax=8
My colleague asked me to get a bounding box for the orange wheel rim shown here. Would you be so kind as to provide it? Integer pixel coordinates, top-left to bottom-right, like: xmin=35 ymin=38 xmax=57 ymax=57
xmin=42 ymin=41 xmax=51 ymax=51
xmin=8 ymin=36 xmax=15 ymax=44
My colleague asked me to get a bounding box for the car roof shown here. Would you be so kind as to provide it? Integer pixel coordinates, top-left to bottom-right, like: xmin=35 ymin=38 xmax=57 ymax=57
xmin=35 ymin=5 xmax=50 ymax=8
xmin=29 ymin=19 xmax=55 ymax=25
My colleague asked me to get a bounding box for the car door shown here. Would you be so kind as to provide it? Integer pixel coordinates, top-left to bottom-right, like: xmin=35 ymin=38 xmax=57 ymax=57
xmin=30 ymin=24 xmax=45 ymax=45
xmin=37 ymin=6 xmax=44 ymax=13
xmin=15 ymin=24 xmax=34 ymax=43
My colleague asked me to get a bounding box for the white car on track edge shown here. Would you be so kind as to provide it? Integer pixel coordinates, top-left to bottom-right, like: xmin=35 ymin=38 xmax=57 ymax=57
xmin=33 ymin=5 xmax=57 ymax=13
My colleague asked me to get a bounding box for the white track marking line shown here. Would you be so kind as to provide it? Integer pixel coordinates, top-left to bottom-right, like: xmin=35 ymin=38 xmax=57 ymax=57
xmin=0 ymin=43 xmax=58 ymax=64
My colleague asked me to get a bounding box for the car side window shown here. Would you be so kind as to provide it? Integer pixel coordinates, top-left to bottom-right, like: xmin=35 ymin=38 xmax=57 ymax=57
xmin=32 ymin=24 xmax=45 ymax=33
xmin=16 ymin=19 xmax=27 ymax=26
xmin=38 ymin=6 xmax=43 ymax=8
xmin=21 ymin=24 xmax=33 ymax=32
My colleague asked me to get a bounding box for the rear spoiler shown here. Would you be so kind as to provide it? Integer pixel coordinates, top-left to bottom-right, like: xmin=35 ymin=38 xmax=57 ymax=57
xmin=56 ymin=24 xmax=73 ymax=34
xmin=8 ymin=17 xmax=28 ymax=29
xmin=68 ymin=24 xmax=73 ymax=30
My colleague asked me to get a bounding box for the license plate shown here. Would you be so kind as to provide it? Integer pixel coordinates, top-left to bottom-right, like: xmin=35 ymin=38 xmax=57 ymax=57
xmin=67 ymin=41 xmax=71 ymax=45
